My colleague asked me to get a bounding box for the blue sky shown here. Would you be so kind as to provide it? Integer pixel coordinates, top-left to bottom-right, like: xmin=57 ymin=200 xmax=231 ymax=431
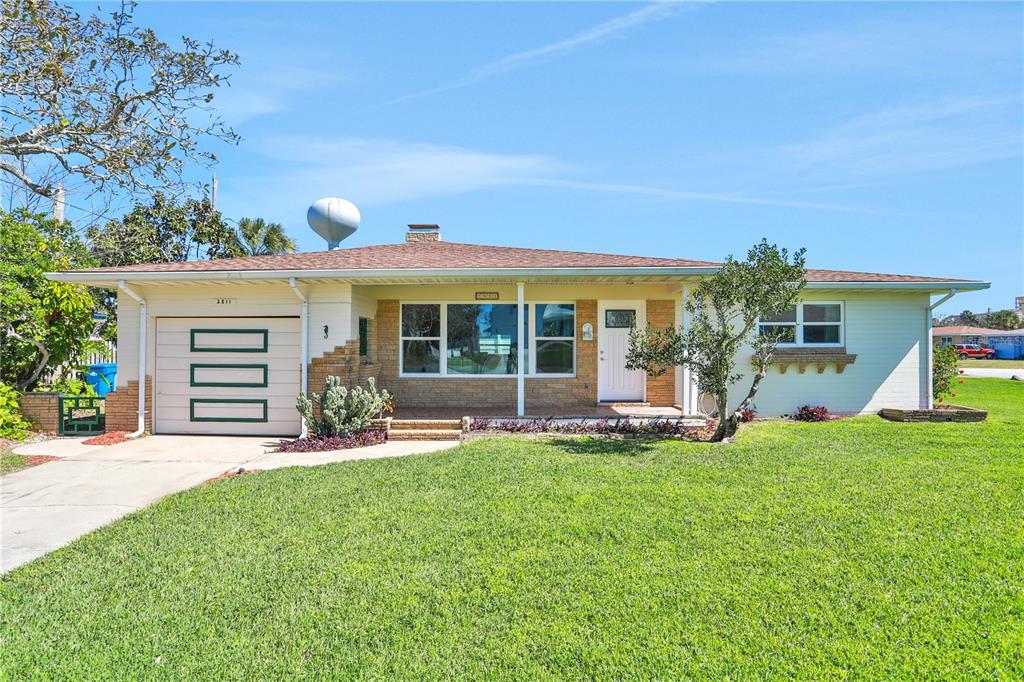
xmin=116 ymin=2 xmax=1023 ymax=314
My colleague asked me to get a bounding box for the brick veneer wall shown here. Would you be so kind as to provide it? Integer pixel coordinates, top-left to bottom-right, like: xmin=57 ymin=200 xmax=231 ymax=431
xmin=105 ymin=377 xmax=153 ymax=432
xmin=375 ymin=299 xmax=598 ymax=411
xmin=645 ymin=300 xmax=677 ymax=406
xmin=307 ymin=318 xmax=379 ymax=395
xmin=18 ymin=393 xmax=59 ymax=433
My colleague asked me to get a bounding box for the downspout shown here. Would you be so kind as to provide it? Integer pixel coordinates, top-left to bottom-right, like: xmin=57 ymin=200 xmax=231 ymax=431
xmin=118 ymin=280 xmax=147 ymax=438
xmin=289 ymin=277 xmax=309 ymax=437
xmin=926 ymin=288 xmax=959 ymax=408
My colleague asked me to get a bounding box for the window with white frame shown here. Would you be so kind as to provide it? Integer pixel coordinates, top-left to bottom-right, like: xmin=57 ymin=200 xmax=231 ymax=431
xmin=758 ymin=302 xmax=843 ymax=346
xmin=400 ymin=302 xmax=575 ymax=376
xmin=534 ymin=304 xmax=575 ymax=374
xmin=400 ymin=304 xmax=441 ymax=373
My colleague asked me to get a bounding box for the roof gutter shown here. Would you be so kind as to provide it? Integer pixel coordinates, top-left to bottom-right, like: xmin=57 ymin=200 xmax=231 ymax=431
xmin=46 ymin=267 xmax=989 ymax=291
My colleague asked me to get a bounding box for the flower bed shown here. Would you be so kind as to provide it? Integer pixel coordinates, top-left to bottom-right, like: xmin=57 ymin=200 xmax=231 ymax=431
xmin=276 ymin=429 xmax=387 ymax=453
xmin=469 ymin=418 xmax=709 ymax=440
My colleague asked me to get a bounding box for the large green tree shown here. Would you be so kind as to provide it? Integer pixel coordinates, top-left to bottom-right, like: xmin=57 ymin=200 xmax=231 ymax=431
xmin=229 ymin=217 xmax=296 ymax=256
xmin=86 ymin=191 xmax=235 ymax=266
xmin=627 ymin=240 xmax=807 ymax=442
xmin=0 ymin=210 xmax=99 ymax=389
xmin=984 ymin=309 xmax=1022 ymax=331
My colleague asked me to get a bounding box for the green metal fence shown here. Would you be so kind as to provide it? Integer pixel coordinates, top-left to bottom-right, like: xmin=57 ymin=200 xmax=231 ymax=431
xmin=58 ymin=396 xmax=105 ymax=436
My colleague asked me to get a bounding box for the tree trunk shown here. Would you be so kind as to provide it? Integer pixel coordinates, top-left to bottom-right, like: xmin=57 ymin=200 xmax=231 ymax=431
xmin=710 ymin=393 xmax=737 ymax=442
xmin=7 ymin=326 xmax=51 ymax=391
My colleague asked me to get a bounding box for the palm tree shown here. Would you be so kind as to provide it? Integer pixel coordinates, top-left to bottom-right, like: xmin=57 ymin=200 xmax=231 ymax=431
xmin=230 ymin=217 xmax=297 ymax=256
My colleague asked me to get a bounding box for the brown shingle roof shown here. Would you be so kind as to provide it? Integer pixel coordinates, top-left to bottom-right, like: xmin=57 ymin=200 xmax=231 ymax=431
xmin=69 ymin=241 xmax=719 ymax=272
xmin=64 ymin=239 xmax=981 ymax=284
xmin=931 ymin=326 xmax=1005 ymax=335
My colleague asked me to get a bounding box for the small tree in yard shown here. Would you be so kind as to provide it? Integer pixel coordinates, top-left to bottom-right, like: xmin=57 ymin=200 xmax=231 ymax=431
xmin=1 ymin=210 xmax=100 ymax=390
xmin=626 ymin=239 xmax=807 ymax=442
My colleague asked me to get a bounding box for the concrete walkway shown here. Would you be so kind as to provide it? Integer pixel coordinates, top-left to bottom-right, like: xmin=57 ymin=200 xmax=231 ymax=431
xmin=1 ymin=435 xmax=458 ymax=573
xmin=959 ymin=367 xmax=1024 ymax=380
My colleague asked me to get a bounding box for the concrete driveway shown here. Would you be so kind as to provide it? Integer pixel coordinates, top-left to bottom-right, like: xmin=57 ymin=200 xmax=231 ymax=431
xmin=1 ymin=435 xmax=457 ymax=573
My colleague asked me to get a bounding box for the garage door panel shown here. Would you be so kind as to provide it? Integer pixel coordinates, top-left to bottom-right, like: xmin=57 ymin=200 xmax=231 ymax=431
xmin=156 ymin=392 xmax=301 ymax=406
xmin=154 ymin=317 xmax=301 ymax=436
xmin=156 ymin=382 xmax=300 ymax=396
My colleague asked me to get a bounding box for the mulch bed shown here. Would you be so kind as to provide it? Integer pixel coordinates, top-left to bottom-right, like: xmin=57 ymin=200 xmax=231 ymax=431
xmin=82 ymin=431 xmax=131 ymax=446
xmin=24 ymin=455 xmax=59 ymax=466
xmin=204 ymin=467 xmax=263 ymax=483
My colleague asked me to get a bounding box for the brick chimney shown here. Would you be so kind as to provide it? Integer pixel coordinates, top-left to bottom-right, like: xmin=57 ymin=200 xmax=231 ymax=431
xmin=406 ymin=224 xmax=441 ymax=242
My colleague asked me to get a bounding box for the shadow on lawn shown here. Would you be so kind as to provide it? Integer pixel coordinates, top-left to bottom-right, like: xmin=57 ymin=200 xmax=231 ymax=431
xmin=546 ymin=437 xmax=658 ymax=457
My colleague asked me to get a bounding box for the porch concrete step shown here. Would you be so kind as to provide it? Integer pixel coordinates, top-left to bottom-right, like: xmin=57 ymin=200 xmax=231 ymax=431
xmin=388 ymin=429 xmax=462 ymax=441
xmin=390 ymin=419 xmax=462 ymax=431
xmin=596 ymin=401 xmax=651 ymax=408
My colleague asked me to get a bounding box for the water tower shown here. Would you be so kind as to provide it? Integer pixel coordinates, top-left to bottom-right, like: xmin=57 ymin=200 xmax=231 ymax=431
xmin=307 ymin=198 xmax=361 ymax=250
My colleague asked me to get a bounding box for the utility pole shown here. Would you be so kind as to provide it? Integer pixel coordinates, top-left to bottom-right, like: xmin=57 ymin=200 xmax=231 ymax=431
xmin=211 ymin=171 xmax=218 ymax=211
xmin=52 ymin=184 xmax=65 ymax=222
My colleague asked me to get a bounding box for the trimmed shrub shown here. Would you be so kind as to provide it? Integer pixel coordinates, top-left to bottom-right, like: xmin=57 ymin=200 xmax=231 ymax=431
xmin=794 ymin=405 xmax=830 ymax=422
xmin=932 ymin=343 xmax=962 ymax=404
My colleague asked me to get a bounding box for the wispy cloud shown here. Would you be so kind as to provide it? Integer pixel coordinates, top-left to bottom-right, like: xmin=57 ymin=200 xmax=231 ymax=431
xmin=242 ymin=135 xmax=877 ymax=215
xmin=216 ymin=63 xmax=348 ymax=124
xmin=706 ymin=11 xmax=1019 ymax=76
xmin=377 ymin=2 xmax=694 ymax=107
xmin=779 ymin=96 xmax=1022 ymax=178
xmin=249 ymin=136 xmax=576 ymax=206
xmin=519 ymin=178 xmax=886 ymax=215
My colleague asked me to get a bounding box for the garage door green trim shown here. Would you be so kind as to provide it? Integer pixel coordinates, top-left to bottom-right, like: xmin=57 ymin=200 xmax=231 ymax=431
xmin=189 ymin=398 xmax=269 ymax=423
xmin=190 ymin=328 xmax=269 ymax=353
xmin=189 ymin=363 xmax=269 ymax=388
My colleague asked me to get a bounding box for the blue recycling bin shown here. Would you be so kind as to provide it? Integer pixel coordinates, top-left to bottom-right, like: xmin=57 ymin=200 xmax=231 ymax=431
xmin=85 ymin=363 xmax=117 ymax=397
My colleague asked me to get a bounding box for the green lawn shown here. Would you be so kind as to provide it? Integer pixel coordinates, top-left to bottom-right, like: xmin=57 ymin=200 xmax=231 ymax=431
xmin=2 ymin=379 xmax=1022 ymax=679
xmin=960 ymin=357 xmax=1024 ymax=369
xmin=0 ymin=447 xmax=28 ymax=475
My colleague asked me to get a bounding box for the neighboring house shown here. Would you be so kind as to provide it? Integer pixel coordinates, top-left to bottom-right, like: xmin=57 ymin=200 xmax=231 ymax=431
xmin=49 ymin=225 xmax=989 ymax=436
xmin=932 ymin=326 xmax=1024 ymax=359
xmin=931 ymin=326 xmax=1005 ymax=346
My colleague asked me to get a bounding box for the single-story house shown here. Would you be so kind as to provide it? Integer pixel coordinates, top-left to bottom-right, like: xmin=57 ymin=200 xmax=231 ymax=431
xmin=932 ymin=326 xmax=1024 ymax=359
xmin=48 ymin=224 xmax=989 ymax=436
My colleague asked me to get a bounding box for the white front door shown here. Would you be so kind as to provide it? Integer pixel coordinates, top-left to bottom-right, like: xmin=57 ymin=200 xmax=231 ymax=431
xmin=598 ymin=301 xmax=645 ymax=402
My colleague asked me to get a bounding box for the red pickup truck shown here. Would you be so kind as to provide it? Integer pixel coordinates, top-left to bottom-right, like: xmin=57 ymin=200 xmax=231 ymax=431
xmin=953 ymin=343 xmax=996 ymax=359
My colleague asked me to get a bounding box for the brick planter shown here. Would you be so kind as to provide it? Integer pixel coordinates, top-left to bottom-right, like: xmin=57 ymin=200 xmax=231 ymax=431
xmin=879 ymin=404 xmax=987 ymax=423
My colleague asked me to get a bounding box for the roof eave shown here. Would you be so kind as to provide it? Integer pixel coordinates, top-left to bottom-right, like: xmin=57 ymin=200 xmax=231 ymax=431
xmin=45 ymin=268 xmax=990 ymax=292
xmin=803 ymin=281 xmax=989 ymax=291
xmin=44 ymin=265 xmax=721 ymax=285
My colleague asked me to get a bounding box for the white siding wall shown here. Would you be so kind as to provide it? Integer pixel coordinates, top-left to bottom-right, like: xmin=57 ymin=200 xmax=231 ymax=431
xmin=307 ymin=282 xmax=354 ymax=358
xmin=724 ymin=290 xmax=930 ymax=416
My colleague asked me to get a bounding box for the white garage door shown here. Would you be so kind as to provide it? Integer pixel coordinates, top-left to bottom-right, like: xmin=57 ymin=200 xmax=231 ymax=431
xmin=154 ymin=317 xmax=301 ymax=436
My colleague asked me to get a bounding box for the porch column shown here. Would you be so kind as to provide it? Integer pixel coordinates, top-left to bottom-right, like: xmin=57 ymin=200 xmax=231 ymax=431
xmin=517 ymin=281 xmax=525 ymax=416
xmin=681 ymin=284 xmax=698 ymax=414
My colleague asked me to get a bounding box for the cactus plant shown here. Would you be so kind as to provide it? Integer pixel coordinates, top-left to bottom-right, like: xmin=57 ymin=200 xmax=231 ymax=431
xmin=296 ymin=376 xmax=392 ymax=438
